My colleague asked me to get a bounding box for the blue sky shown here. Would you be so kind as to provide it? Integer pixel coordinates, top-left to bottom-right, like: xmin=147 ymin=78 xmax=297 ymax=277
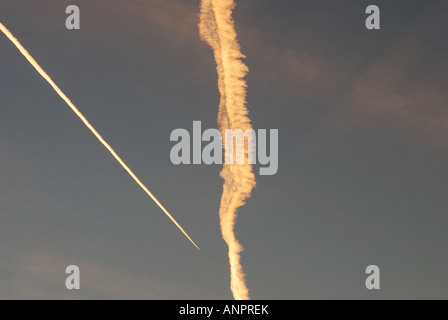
xmin=1 ymin=0 xmax=447 ymax=299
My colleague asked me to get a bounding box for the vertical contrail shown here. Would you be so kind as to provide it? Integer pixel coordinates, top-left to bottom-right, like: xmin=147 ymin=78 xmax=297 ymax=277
xmin=199 ymin=0 xmax=256 ymax=300
xmin=0 ymin=22 xmax=199 ymax=251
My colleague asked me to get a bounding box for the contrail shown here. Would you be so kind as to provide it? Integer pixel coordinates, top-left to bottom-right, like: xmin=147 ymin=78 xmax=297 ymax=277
xmin=199 ymin=0 xmax=256 ymax=300
xmin=0 ymin=22 xmax=199 ymax=251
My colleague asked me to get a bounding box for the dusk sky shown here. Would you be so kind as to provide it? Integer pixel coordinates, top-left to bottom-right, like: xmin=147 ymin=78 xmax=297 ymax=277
xmin=1 ymin=0 xmax=447 ymax=299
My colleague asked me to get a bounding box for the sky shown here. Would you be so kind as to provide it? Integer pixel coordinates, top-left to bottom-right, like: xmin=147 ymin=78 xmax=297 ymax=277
xmin=0 ymin=0 xmax=447 ymax=299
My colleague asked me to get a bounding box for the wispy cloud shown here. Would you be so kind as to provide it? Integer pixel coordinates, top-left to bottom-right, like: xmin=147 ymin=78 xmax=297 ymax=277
xmin=329 ymin=1 xmax=448 ymax=146
xmin=234 ymin=1 xmax=448 ymax=147
xmin=0 ymin=249 xmax=197 ymax=299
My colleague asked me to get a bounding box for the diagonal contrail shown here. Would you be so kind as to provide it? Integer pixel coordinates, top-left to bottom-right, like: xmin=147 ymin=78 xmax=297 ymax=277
xmin=0 ymin=22 xmax=199 ymax=251
xmin=199 ymin=0 xmax=256 ymax=300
